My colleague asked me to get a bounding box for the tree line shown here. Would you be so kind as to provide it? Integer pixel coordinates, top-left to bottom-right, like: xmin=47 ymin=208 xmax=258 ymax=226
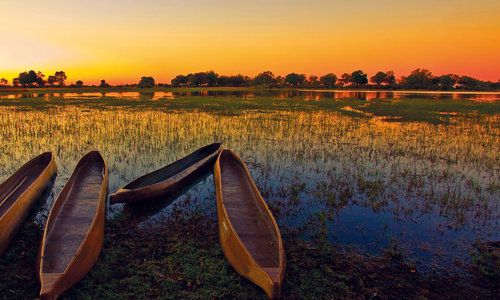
xmin=1 ymin=69 xmax=498 ymax=91
xmin=0 ymin=70 xmax=110 ymax=88
xmin=169 ymin=69 xmax=499 ymax=90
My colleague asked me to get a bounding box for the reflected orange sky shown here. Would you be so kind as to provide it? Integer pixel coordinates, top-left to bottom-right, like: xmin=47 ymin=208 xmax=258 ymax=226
xmin=1 ymin=0 xmax=499 ymax=85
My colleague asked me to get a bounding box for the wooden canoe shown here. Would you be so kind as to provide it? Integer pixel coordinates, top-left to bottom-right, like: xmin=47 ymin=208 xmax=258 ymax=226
xmin=38 ymin=151 xmax=108 ymax=300
xmin=123 ymin=168 xmax=214 ymax=222
xmin=214 ymin=149 xmax=285 ymax=299
xmin=110 ymin=143 xmax=222 ymax=204
xmin=0 ymin=152 xmax=57 ymax=256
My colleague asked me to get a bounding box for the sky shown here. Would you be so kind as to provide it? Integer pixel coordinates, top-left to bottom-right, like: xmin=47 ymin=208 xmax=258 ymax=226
xmin=1 ymin=0 xmax=499 ymax=85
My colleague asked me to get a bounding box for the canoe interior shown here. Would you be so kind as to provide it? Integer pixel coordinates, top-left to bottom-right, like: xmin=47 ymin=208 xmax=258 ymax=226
xmin=0 ymin=152 xmax=52 ymax=217
xmin=42 ymin=155 xmax=105 ymax=273
xmin=219 ymin=151 xmax=280 ymax=268
xmin=124 ymin=143 xmax=221 ymax=189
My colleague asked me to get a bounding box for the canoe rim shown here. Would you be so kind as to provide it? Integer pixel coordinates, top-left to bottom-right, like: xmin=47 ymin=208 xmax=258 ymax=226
xmin=215 ymin=149 xmax=285 ymax=281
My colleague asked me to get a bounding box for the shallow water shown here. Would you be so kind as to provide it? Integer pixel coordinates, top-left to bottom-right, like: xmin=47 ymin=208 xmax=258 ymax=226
xmin=1 ymin=89 xmax=499 ymax=101
xmin=0 ymin=90 xmax=498 ymax=274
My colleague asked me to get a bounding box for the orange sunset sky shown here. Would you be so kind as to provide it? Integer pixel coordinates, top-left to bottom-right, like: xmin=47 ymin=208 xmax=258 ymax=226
xmin=1 ymin=0 xmax=499 ymax=85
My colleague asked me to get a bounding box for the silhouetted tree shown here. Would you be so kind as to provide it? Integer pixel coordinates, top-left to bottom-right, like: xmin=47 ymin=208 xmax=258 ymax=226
xmin=99 ymin=80 xmax=110 ymax=87
xmin=17 ymin=71 xmax=32 ymax=87
xmin=205 ymin=71 xmax=219 ymax=87
xmin=184 ymin=71 xmax=219 ymax=87
xmin=137 ymin=76 xmax=155 ymax=88
xmin=12 ymin=78 xmax=19 ymax=87
xmin=319 ymin=73 xmax=337 ymax=88
xmin=370 ymin=71 xmax=396 ymax=87
xmin=47 ymin=75 xmax=56 ymax=86
xmin=237 ymin=74 xmax=252 ymax=86
xmin=75 ymin=80 xmax=84 ymax=87
xmin=275 ymin=75 xmax=285 ymax=87
xmin=218 ymin=74 xmax=250 ymax=87
xmin=17 ymin=70 xmax=41 ymax=87
xmin=401 ymin=69 xmax=434 ymax=89
xmin=307 ymin=75 xmax=320 ymax=88
xmin=350 ymin=70 xmax=368 ymax=86
xmin=437 ymin=74 xmax=457 ymax=90
xmin=338 ymin=73 xmax=351 ymax=86
xmin=371 ymin=72 xmax=386 ymax=86
xmin=186 ymin=73 xmax=202 ymax=86
xmin=252 ymin=71 xmax=276 ymax=87
xmin=457 ymin=76 xmax=487 ymax=90
xmin=217 ymin=76 xmax=229 ymax=86
xmin=285 ymin=73 xmax=306 ymax=87
xmin=385 ymin=71 xmax=397 ymax=86
xmin=171 ymin=75 xmax=189 ymax=87
xmin=0 ymin=78 xmax=7 ymax=86
xmin=36 ymin=72 xmax=46 ymax=87
xmin=54 ymin=71 xmax=67 ymax=86
xmin=130 ymin=69 xmax=497 ymax=90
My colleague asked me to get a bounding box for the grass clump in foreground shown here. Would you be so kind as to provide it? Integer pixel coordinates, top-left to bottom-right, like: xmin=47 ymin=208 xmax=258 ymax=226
xmin=471 ymin=241 xmax=500 ymax=280
xmin=0 ymin=209 xmax=497 ymax=299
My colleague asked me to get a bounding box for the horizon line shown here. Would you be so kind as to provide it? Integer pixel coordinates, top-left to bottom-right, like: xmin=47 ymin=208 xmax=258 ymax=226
xmin=2 ymin=69 xmax=499 ymax=87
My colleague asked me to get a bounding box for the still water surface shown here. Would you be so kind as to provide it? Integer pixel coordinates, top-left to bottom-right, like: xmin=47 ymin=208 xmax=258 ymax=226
xmin=0 ymin=90 xmax=498 ymax=274
xmin=1 ymin=89 xmax=499 ymax=101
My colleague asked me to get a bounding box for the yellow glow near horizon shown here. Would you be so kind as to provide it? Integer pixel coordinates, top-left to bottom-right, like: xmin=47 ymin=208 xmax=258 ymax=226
xmin=1 ymin=0 xmax=499 ymax=85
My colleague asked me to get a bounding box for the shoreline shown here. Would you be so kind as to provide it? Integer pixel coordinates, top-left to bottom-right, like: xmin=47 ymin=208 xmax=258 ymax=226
xmin=1 ymin=86 xmax=499 ymax=94
xmin=1 ymin=210 xmax=496 ymax=299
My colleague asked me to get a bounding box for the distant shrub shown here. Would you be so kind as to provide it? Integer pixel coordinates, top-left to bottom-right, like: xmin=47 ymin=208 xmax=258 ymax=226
xmin=137 ymin=76 xmax=155 ymax=88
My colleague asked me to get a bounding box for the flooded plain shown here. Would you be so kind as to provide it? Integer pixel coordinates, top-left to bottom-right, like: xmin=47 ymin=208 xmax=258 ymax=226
xmin=0 ymin=89 xmax=498 ymax=275
xmin=1 ymin=89 xmax=499 ymax=101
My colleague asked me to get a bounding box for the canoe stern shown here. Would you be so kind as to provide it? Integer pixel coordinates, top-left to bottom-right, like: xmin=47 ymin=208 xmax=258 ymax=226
xmin=39 ymin=273 xmax=63 ymax=300
xmin=109 ymin=188 xmax=132 ymax=204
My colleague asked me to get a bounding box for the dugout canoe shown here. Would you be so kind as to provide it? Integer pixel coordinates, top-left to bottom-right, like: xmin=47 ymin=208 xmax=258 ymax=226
xmin=110 ymin=143 xmax=222 ymax=204
xmin=214 ymin=149 xmax=285 ymax=299
xmin=0 ymin=152 xmax=57 ymax=256
xmin=38 ymin=151 xmax=108 ymax=300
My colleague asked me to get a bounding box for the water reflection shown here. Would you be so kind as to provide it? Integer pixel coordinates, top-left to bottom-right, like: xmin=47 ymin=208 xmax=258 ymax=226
xmin=0 ymin=102 xmax=498 ymax=273
xmin=0 ymin=89 xmax=498 ymax=101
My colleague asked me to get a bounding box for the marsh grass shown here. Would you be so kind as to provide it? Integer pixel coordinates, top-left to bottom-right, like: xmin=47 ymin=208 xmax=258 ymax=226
xmin=0 ymin=94 xmax=498 ymax=298
xmin=0 ymin=105 xmax=497 ymax=234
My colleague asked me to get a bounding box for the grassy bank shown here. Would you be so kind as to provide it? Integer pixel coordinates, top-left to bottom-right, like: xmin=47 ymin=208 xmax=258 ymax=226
xmin=1 ymin=204 xmax=497 ymax=299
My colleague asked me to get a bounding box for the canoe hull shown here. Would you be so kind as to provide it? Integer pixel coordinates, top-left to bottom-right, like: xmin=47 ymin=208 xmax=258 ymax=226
xmin=0 ymin=152 xmax=57 ymax=256
xmin=110 ymin=158 xmax=215 ymax=204
xmin=110 ymin=143 xmax=222 ymax=204
xmin=38 ymin=151 xmax=108 ymax=300
xmin=214 ymin=150 xmax=285 ymax=299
